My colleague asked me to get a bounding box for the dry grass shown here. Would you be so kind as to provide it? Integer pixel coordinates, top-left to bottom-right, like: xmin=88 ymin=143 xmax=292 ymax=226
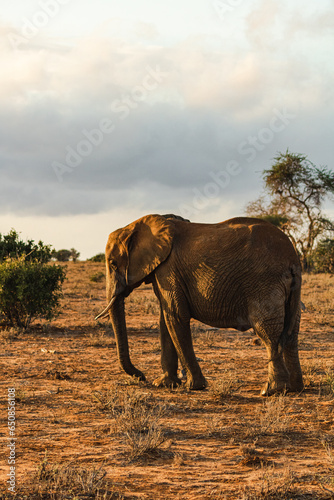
xmin=93 ymin=383 xmax=166 ymax=461
xmin=14 ymin=458 xmax=118 ymax=499
xmin=257 ymin=395 xmax=291 ymax=434
xmin=210 ymin=370 xmax=242 ymax=400
xmin=0 ymin=326 xmax=23 ymax=343
xmin=321 ymin=437 xmax=334 ymax=468
xmin=88 ymin=330 xmax=116 ymax=348
xmin=320 ymin=369 xmax=334 ymax=397
xmin=302 ymin=360 xmax=324 ymax=388
xmin=128 ymin=293 xmax=160 ymax=315
xmin=240 ymin=466 xmax=297 ymax=500
xmin=243 ymin=395 xmax=292 ymax=440
xmin=302 ymin=274 xmax=334 ymax=326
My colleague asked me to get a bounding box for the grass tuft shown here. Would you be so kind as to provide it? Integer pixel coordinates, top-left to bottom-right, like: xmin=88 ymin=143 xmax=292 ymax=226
xmin=210 ymin=370 xmax=241 ymax=400
xmin=0 ymin=326 xmax=22 ymax=343
xmin=240 ymin=466 xmax=296 ymax=499
xmin=93 ymin=383 xmax=166 ymax=461
xmin=245 ymin=395 xmax=291 ymax=438
xmin=13 ymin=456 xmax=119 ymax=499
xmin=320 ymin=369 xmax=334 ymax=397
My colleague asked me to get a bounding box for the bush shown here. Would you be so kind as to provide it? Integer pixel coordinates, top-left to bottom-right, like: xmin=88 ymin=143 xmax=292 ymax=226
xmin=90 ymin=271 xmax=105 ymax=282
xmin=312 ymin=238 xmax=334 ymax=273
xmin=0 ymin=259 xmax=66 ymax=329
xmin=0 ymin=229 xmax=52 ymax=263
xmin=87 ymin=253 xmax=105 ymax=262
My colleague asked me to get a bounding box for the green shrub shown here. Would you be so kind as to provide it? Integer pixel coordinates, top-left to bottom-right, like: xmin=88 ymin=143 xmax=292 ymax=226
xmin=89 ymin=271 xmax=105 ymax=282
xmin=312 ymin=238 xmax=334 ymax=273
xmin=0 ymin=259 xmax=66 ymax=329
xmin=87 ymin=253 xmax=105 ymax=262
xmin=0 ymin=229 xmax=52 ymax=263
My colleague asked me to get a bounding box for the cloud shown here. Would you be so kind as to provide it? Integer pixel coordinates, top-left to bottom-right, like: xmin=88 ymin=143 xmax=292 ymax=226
xmin=245 ymin=0 xmax=282 ymax=50
xmin=133 ymin=22 xmax=160 ymax=41
xmin=245 ymin=0 xmax=334 ymax=44
xmin=0 ymin=14 xmax=333 ymax=221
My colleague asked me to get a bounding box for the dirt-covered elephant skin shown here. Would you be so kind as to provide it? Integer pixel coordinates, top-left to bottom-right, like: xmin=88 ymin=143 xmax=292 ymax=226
xmin=95 ymin=214 xmax=303 ymax=396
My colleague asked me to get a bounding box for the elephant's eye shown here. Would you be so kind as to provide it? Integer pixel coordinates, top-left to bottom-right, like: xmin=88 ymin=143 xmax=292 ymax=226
xmin=109 ymin=260 xmax=117 ymax=269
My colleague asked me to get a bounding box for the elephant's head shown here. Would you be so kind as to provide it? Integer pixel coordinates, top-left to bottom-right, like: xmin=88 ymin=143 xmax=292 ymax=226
xmin=95 ymin=214 xmax=175 ymax=380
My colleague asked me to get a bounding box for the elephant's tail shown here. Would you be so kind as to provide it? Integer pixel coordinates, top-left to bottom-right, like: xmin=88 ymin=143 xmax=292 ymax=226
xmin=279 ymin=264 xmax=302 ymax=351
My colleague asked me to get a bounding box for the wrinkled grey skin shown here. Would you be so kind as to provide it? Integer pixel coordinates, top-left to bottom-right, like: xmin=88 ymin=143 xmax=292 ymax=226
xmin=96 ymin=214 xmax=304 ymax=396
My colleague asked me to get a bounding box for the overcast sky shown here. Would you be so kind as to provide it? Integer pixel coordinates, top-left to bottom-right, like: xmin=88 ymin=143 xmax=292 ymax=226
xmin=1 ymin=0 xmax=333 ymax=258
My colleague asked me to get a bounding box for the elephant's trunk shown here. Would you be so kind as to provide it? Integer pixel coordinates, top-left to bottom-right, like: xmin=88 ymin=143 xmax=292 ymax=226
xmin=108 ymin=295 xmax=146 ymax=381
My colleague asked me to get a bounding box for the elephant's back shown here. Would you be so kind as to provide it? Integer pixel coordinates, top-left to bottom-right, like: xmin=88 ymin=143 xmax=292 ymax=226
xmin=172 ymin=216 xmax=300 ymax=271
xmin=225 ymin=217 xmax=299 ymax=266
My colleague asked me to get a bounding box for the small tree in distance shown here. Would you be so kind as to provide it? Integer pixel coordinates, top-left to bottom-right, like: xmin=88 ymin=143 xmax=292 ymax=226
xmin=246 ymin=151 xmax=334 ymax=270
xmin=51 ymin=249 xmax=72 ymax=262
xmin=70 ymin=248 xmax=80 ymax=262
xmin=51 ymin=248 xmax=80 ymax=262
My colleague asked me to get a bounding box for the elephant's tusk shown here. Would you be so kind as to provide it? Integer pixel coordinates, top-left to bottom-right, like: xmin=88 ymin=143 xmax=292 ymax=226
xmin=95 ymin=296 xmax=116 ymax=320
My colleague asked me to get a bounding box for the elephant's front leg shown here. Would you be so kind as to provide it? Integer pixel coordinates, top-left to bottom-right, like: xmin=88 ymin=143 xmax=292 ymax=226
xmin=153 ymin=311 xmax=181 ymax=388
xmin=163 ymin=311 xmax=207 ymax=390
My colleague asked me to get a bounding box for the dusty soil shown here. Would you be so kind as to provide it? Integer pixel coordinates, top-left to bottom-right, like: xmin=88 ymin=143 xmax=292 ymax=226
xmin=1 ymin=262 xmax=334 ymax=499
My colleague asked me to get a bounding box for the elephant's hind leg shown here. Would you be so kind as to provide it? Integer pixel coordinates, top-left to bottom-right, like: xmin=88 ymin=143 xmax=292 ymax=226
xmin=254 ymin=319 xmax=291 ymax=396
xmin=283 ymin=313 xmax=304 ymax=393
xmin=261 ymin=349 xmax=291 ymax=396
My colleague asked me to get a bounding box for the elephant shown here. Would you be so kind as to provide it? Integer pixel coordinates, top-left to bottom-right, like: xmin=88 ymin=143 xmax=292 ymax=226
xmin=95 ymin=214 xmax=304 ymax=396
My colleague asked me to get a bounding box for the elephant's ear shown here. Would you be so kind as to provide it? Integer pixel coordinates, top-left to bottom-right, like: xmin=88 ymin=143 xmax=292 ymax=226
xmin=122 ymin=214 xmax=175 ymax=286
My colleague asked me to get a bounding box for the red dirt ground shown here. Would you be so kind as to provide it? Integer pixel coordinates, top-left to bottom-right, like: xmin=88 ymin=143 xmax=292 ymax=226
xmin=1 ymin=263 xmax=334 ymax=499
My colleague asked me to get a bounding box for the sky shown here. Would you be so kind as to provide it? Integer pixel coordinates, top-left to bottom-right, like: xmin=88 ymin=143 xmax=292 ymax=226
xmin=1 ymin=0 xmax=334 ymax=259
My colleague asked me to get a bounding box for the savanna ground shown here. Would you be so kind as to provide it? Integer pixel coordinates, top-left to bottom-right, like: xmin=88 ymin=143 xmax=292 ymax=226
xmin=1 ymin=262 xmax=334 ymax=499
